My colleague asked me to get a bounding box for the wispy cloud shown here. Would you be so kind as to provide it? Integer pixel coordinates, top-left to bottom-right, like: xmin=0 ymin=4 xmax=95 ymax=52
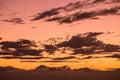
xmin=0 ymin=56 xmax=47 ymax=60
xmin=31 ymin=0 xmax=120 ymax=24
xmin=82 ymin=56 xmax=102 ymax=60
xmin=20 ymin=60 xmax=78 ymax=63
xmin=2 ymin=18 xmax=24 ymax=24
xmin=31 ymin=7 xmax=61 ymax=21
xmin=52 ymin=56 xmax=77 ymax=60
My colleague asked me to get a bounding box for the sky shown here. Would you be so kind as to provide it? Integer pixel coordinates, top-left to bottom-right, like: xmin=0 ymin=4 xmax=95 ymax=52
xmin=0 ymin=0 xmax=120 ymax=70
xmin=0 ymin=0 xmax=120 ymax=41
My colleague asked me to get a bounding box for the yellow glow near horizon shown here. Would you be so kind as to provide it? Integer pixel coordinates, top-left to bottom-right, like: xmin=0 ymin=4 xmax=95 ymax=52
xmin=0 ymin=57 xmax=120 ymax=70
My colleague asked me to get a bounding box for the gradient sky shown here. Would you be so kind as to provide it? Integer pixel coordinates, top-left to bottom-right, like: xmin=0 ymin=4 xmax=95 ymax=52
xmin=0 ymin=0 xmax=120 ymax=70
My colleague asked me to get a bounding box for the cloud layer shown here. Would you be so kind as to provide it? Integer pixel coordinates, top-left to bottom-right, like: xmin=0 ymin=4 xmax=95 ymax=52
xmin=0 ymin=32 xmax=120 ymax=60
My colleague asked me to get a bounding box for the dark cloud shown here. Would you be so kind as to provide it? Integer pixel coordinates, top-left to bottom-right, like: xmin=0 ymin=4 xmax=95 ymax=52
xmin=0 ymin=56 xmax=46 ymax=60
xmin=73 ymin=47 xmax=97 ymax=54
xmin=82 ymin=56 xmax=102 ymax=59
xmin=59 ymin=11 xmax=96 ymax=23
xmin=56 ymin=32 xmax=120 ymax=54
xmin=63 ymin=1 xmax=82 ymax=11
xmin=31 ymin=1 xmax=120 ymax=24
xmin=0 ymin=41 xmax=22 ymax=51
xmin=112 ymin=0 xmax=120 ymax=2
xmin=57 ymin=32 xmax=104 ymax=48
xmin=14 ymin=49 xmax=42 ymax=56
xmin=0 ymin=49 xmax=42 ymax=56
xmin=52 ymin=56 xmax=77 ymax=60
xmin=0 ymin=39 xmax=36 ymax=51
xmin=92 ymin=0 xmax=105 ymax=4
xmin=0 ymin=56 xmax=20 ymax=59
xmin=0 ymin=52 xmax=14 ymax=55
xmin=17 ymin=39 xmax=34 ymax=44
xmin=31 ymin=7 xmax=61 ymax=21
xmin=99 ymin=7 xmax=119 ymax=15
xmin=20 ymin=56 xmax=46 ymax=60
xmin=103 ymin=44 xmax=120 ymax=52
xmin=0 ymin=37 xmax=2 ymax=40
xmin=20 ymin=61 xmax=37 ymax=62
xmin=0 ymin=39 xmax=42 ymax=56
xmin=82 ymin=56 xmax=93 ymax=59
xmin=44 ymin=44 xmax=57 ymax=54
xmin=21 ymin=60 xmax=78 ymax=63
xmin=45 ymin=17 xmax=63 ymax=22
xmin=31 ymin=1 xmax=83 ymax=21
xmin=59 ymin=7 xmax=119 ymax=24
xmin=105 ymin=54 xmax=120 ymax=59
xmin=91 ymin=17 xmax=99 ymax=19
xmin=3 ymin=18 xmax=24 ymax=24
xmin=1 ymin=32 xmax=120 ymax=58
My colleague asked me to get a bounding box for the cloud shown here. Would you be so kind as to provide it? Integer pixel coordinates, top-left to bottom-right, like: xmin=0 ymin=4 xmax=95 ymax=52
xmin=112 ymin=0 xmax=120 ymax=2
xmin=15 ymin=49 xmax=42 ymax=56
xmin=0 ymin=56 xmax=20 ymax=59
xmin=0 ymin=39 xmax=36 ymax=51
xmin=103 ymin=44 xmax=120 ymax=52
xmin=44 ymin=44 xmax=57 ymax=54
xmin=82 ymin=56 xmax=102 ymax=59
xmin=0 ymin=56 xmax=50 ymax=60
xmin=59 ymin=7 xmax=119 ymax=24
xmin=92 ymin=0 xmax=105 ymax=4
xmin=52 ymin=56 xmax=77 ymax=60
xmin=31 ymin=7 xmax=61 ymax=21
xmin=31 ymin=1 xmax=120 ymax=24
xmin=57 ymin=32 xmax=104 ymax=48
xmin=98 ymin=7 xmax=119 ymax=15
xmin=1 ymin=32 xmax=120 ymax=58
xmin=0 ymin=37 xmax=2 ymax=40
xmin=105 ymin=54 xmax=120 ymax=59
xmin=0 ymin=39 xmax=42 ymax=56
xmin=45 ymin=17 xmax=63 ymax=22
xmin=20 ymin=56 xmax=46 ymax=60
xmin=63 ymin=1 xmax=82 ymax=11
xmin=56 ymin=32 xmax=120 ymax=54
xmin=82 ymin=56 xmax=93 ymax=59
xmin=20 ymin=61 xmax=37 ymax=62
xmin=3 ymin=18 xmax=24 ymax=24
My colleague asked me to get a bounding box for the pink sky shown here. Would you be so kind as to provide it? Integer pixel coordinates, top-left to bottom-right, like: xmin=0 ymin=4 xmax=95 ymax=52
xmin=0 ymin=0 xmax=120 ymax=43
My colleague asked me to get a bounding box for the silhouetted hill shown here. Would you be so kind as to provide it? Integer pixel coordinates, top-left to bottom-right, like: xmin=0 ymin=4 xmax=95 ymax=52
xmin=0 ymin=66 xmax=120 ymax=80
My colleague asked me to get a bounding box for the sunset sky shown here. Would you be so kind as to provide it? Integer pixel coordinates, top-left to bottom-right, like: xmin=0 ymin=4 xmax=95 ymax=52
xmin=0 ymin=0 xmax=120 ymax=70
